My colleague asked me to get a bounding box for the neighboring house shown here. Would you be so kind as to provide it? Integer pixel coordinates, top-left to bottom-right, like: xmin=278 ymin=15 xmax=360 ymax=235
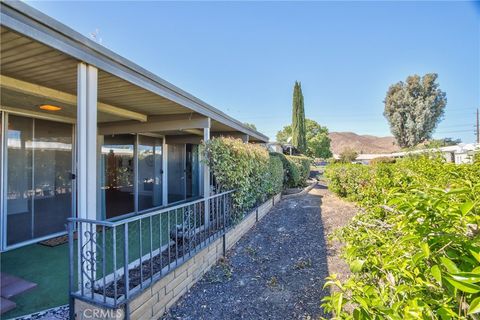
xmin=452 ymin=143 xmax=479 ymax=164
xmin=0 ymin=1 xmax=268 ymax=317
xmin=266 ymin=142 xmax=296 ymax=155
xmin=267 ymin=142 xmax=283 ymax=153
xmin=335 ymin=143 xmax=479 ymax=164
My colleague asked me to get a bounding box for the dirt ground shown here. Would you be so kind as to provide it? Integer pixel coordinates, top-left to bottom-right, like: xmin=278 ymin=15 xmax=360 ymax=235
xmin=162 ymin=184 xmax=358 ymax=320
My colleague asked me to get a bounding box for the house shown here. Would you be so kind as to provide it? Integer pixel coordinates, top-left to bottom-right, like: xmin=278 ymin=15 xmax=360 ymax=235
xmin=0 ymin=1 xmax=268 ymax=317
xmin=266 ymin=142 xmax=283 ymax=153
xmin=339 ymin=143 xmax=480 ymax=164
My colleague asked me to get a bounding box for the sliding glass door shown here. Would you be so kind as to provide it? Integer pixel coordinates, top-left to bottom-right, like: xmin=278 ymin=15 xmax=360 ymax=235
xmin=137 ymin=136 xmax=163 ymax=211
xmin=4 ymin=115 xmax=73 ymax=247
xmin=5 ymin=115 xmax=32 ymax=246
xmin=32 ymin=119 xmax=73 ymax=238
xmin=100 ymin=134 xmax=164 ymax=220
xmin=186 ymin=144 xmax=200 ymax=198
xmin=167 ymin=144 xmax=186 ymax=203
xmin=168 ymin=143 xmax=201 ymax=203
xmin=100 ymin=134 xmax=135 ymax=219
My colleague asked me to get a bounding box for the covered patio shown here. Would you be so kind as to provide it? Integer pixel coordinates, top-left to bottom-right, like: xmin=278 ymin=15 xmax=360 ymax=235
xmin=0 ymin=1 xmax=267 ymax=318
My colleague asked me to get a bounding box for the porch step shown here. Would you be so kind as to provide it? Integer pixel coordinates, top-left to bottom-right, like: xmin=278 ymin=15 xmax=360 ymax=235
xmin=0 ymin=273 xmax=37 ymax=299
xmin=0 ymin=297 xmax=16 ymax=315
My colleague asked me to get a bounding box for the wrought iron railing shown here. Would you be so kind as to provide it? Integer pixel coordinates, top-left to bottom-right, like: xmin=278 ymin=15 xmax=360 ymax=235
xmin=68 ymin=190 xmax=234 ymax=312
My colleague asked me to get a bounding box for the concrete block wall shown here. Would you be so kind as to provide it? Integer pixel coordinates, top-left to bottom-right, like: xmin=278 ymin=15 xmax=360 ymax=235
xmin=74 ymin=193 xmax=281 ymax=320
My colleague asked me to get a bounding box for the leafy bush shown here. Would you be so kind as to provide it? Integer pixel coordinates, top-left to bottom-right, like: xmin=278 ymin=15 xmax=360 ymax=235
xmin=339 ymin=148 xmax=358 ymax=163
xmin=270 ymin=153 xmax=311 ymax=187
xmin=287 ymin=155 xmax=311 ymax=185
xmin=267 ymin=153 xmax=286 ymax=194
xmin=323 ymin=156 xmax=480 ymax=318
xmin=270 ymin=152 xmax=300 ymax=187
xmin=204 ymin=138 xmax=283 ymax=219
xmin=369 ymin=156 xmax=396 ymax=165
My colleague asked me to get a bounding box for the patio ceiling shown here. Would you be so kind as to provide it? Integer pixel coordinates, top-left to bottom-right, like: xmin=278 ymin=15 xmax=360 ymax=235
xmin=0 ymin=26 xmax=196 ymax=123
xmin=0 ymin=2 xmax=269 ymax=142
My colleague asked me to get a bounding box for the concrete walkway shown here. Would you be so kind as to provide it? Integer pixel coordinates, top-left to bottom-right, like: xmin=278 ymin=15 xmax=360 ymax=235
xmin=163 ymin=184 xmax=356 ymax=319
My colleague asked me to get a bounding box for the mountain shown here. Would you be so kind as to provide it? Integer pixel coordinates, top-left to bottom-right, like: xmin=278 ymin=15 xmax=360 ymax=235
xmin=329 ymin=132 xmax=400 ymax=154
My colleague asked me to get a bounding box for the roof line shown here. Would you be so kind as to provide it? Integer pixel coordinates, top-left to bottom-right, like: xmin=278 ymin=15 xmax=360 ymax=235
xmin=1 ymin=0 xmax=268 ymax=142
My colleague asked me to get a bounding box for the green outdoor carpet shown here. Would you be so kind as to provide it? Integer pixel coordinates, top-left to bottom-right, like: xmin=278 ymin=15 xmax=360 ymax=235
xmin=0 ymin=211 xmax=182 ymax=318
xmin=1 ymin=243 xmax=69 ymax=319
xmin=0 ymin=208 xmax=197 ymax=318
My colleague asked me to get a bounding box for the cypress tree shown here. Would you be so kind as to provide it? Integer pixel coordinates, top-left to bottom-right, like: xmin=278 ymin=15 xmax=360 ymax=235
xmin=292 ymin=81 xmax=307 ymax=153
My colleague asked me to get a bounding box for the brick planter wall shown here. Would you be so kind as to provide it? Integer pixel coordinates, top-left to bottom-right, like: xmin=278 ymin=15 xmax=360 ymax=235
xmin=74 ymin=193 xmax=282 ymax=320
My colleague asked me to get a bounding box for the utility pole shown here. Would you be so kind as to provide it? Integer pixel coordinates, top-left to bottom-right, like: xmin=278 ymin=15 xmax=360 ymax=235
xmin=477 ymin=108 xmax=479 ymax=144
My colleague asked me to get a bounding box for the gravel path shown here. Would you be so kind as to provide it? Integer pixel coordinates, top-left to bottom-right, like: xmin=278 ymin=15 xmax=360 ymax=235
xmin=162 ymin=184 xmax=357 ymax=320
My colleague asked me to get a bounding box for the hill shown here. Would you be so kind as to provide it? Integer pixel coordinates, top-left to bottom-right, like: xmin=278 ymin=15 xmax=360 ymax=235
xmin=329 ymin=132 xmax=400 ymax=154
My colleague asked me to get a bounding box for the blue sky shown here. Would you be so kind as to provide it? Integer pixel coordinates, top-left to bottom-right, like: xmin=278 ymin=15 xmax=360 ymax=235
xmin=27 ymin=1 xmax=479 ymax=143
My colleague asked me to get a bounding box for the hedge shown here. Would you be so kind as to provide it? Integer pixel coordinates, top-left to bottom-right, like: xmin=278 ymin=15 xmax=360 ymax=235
xmin=287 ymin=155 xmax=311 ymax=185
xmin=266 ymin=154 xmax=284 ymax=196
xmin=323 ymin=156 xmax=480 ymax=318
xmin=369 ymin=156 xmax=396 ymax=165
xmin=204 ymin=137 xmax=283 ymax=219
xmin=269 ymin=153 xmax=311 ymax=187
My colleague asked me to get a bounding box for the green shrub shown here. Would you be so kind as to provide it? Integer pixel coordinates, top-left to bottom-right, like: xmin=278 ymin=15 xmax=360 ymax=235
xmin=369 ymin=156 xmax=396 ymax=165
xmin=286 ymin=155 xmax=311 ymax=186
xmin=266 ymin=154 xmax=284 ymax=196
xmin=338 ymin=148 xmax=358 ymax=163
xmin=270 ymin=153 xmax=311 ymax=187
xmin=270 ymin=152 xmax=300 ymax=187
xmin=204 ymin=138 xmax=283 ymax=219
xmin=323 ymin=156 xmax=480 ymax=318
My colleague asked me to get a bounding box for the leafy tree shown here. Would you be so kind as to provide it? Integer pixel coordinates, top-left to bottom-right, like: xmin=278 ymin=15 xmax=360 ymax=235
xmin=243 ymin=122 xmax=257 ymax=131
xmin=276 ymin=125 xmax=292 ymax=145
xmin=276 ymin=119 xmax=332 ymax=158
xmin=305 ymin=119 xmax=332 ymax=158
xmin=292 ymin=81 xmax=307 ymax=153
xmin=383 ymin=73 xmax=447 ymax=148
xmin=338 ymin=148 xmax=358 ymax=163
xmin=424 ymin=137 xmax=461 ymax=148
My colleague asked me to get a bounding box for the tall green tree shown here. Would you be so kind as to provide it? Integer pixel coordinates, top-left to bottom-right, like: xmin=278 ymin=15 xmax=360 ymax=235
xmin=243 ymin=122 xmax=257 ymax=131
xmin=292 ymin=81 xmax=307 ymax=153
xmin=276 ymin=119 xmax=332 ymax=158
xmin=383 ymin=73 xmax=447 ymax=148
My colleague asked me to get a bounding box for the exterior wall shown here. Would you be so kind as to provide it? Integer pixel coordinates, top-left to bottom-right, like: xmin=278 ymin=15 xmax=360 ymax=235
xmin=74 ymin=193 xmax=282 ymax=320
xmin=267 ymin=143 xmax=283 ymax=153
xmin=455 ymin=153 xmax=471 ymax=164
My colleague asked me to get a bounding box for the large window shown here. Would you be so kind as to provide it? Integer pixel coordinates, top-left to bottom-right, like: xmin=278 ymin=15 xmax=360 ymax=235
xmin=167 ymin=144 xmax=185 ymax=203
xmin=100 ymin=134 xmax=135 ymax=219
xmin=100 ymin=134 xmax=166 ymax=219
xmin=168 ymin=143 xmax=201 ymax=203
xmin=137 ymin=136 xmax=163 ymax=211
xmin=186 ymin=144 xmax=200 ymax=198
xmin=5 ymin=115 xmax=73 ymax=247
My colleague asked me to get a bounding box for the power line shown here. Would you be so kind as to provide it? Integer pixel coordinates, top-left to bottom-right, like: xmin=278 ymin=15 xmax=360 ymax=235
xmin=476 ymin=108 xmax=479 ymax=143
xmin=437 ymin=124 xmax=473 ymax=129
xmin=237 ymin=108 xmax=477 ymax=120
xmin=435 ymin=129 xmax=472 ymax=134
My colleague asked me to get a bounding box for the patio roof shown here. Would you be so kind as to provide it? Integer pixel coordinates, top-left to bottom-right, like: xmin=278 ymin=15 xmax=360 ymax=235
xmin=0 ymin=0 xmax=268 ymax=142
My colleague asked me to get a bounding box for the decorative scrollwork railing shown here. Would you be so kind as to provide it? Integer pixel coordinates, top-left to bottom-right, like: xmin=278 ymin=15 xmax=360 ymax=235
xmin=68 ymin=190 xmax=234 ymax=310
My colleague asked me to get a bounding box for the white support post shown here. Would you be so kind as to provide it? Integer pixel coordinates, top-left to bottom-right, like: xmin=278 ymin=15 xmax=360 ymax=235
xmin=203 ymin=120 xmax=211 ymax=226
xmin=77 ymin=63 xmax=98 ymax=220
xmin=77 ymin=63 xmax=98 ymax=289
xmin=162 ymin=139 xmax=168 ymax=206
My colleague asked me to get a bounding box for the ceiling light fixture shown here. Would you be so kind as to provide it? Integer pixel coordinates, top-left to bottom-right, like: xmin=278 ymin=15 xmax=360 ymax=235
xmin=39 ymin=104 xmax=62 ymax=111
